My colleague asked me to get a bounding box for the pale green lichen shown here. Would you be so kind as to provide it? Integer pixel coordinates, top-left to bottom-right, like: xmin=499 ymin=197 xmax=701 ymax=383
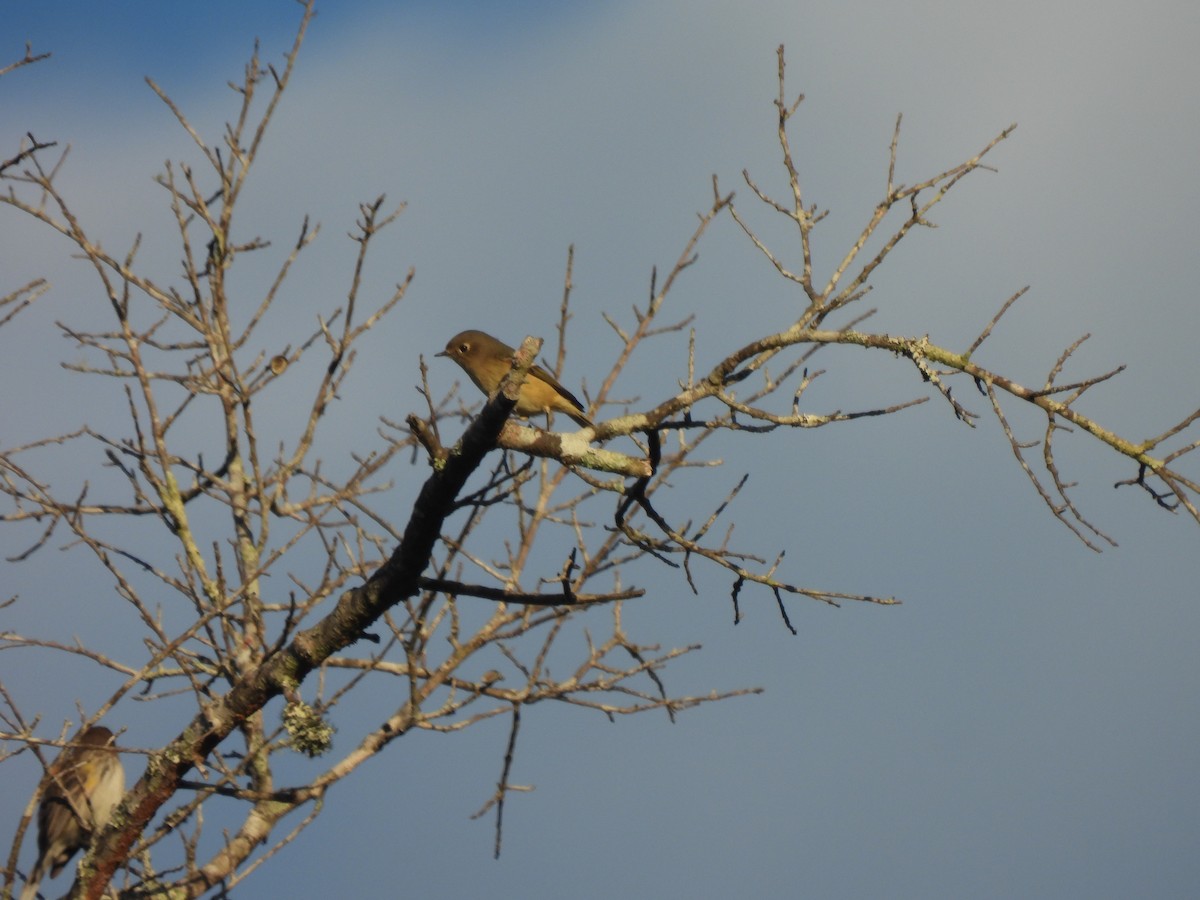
xmin=282 ymin=700 xmax=335 ymax=757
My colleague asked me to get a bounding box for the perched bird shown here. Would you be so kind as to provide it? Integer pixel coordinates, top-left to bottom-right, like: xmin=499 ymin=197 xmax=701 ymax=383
xmin=437 ymin=329 xmax=594 ymax=429
xmin=21 ymin=726 xmax=125 ymax=900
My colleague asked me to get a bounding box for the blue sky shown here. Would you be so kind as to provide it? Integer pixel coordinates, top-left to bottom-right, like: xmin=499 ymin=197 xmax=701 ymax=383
xmin=4 ymin=1 xmax=1200 ymax=898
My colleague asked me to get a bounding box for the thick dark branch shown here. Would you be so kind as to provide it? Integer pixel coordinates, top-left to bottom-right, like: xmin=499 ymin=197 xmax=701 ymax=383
xmin=80 ymin=345 xmax=537 ymax=897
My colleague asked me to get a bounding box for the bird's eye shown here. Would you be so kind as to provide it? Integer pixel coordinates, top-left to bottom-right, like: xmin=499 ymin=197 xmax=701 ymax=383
xmin=459 ymin=342 xmax=470 ymax=353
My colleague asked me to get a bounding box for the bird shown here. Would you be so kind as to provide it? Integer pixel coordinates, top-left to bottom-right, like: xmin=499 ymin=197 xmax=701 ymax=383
xmin=21 ymin=726 xmax=125 ymax=900
xmin=437 ymin=329 xmax=594 ymax=429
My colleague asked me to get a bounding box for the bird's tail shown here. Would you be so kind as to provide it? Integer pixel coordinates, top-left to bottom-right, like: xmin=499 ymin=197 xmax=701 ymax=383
xmin=566 ymin=408 xmax=594 ymax=429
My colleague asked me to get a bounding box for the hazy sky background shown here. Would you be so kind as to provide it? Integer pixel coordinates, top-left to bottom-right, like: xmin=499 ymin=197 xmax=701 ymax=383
xmin=4 ymin=2 xmax=1200 ymax=898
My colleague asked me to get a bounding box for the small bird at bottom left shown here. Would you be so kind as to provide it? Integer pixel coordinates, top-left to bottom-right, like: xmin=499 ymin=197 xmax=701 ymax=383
xmin=20 ymin=725 xmax=125 ymax=900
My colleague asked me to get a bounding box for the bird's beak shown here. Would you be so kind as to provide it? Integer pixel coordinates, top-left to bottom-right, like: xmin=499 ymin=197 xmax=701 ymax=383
xmin=434 ymin=350 xmax=448 ymax=358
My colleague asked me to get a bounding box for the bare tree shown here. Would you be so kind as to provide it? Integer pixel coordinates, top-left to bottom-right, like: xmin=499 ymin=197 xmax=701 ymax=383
xmin=2 ymin=4 xmax=1196 ymax=897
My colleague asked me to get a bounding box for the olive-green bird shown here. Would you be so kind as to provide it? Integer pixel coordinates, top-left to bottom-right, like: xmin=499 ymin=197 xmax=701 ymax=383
xmin=437 ymin=330 xmax=594 ymax=429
